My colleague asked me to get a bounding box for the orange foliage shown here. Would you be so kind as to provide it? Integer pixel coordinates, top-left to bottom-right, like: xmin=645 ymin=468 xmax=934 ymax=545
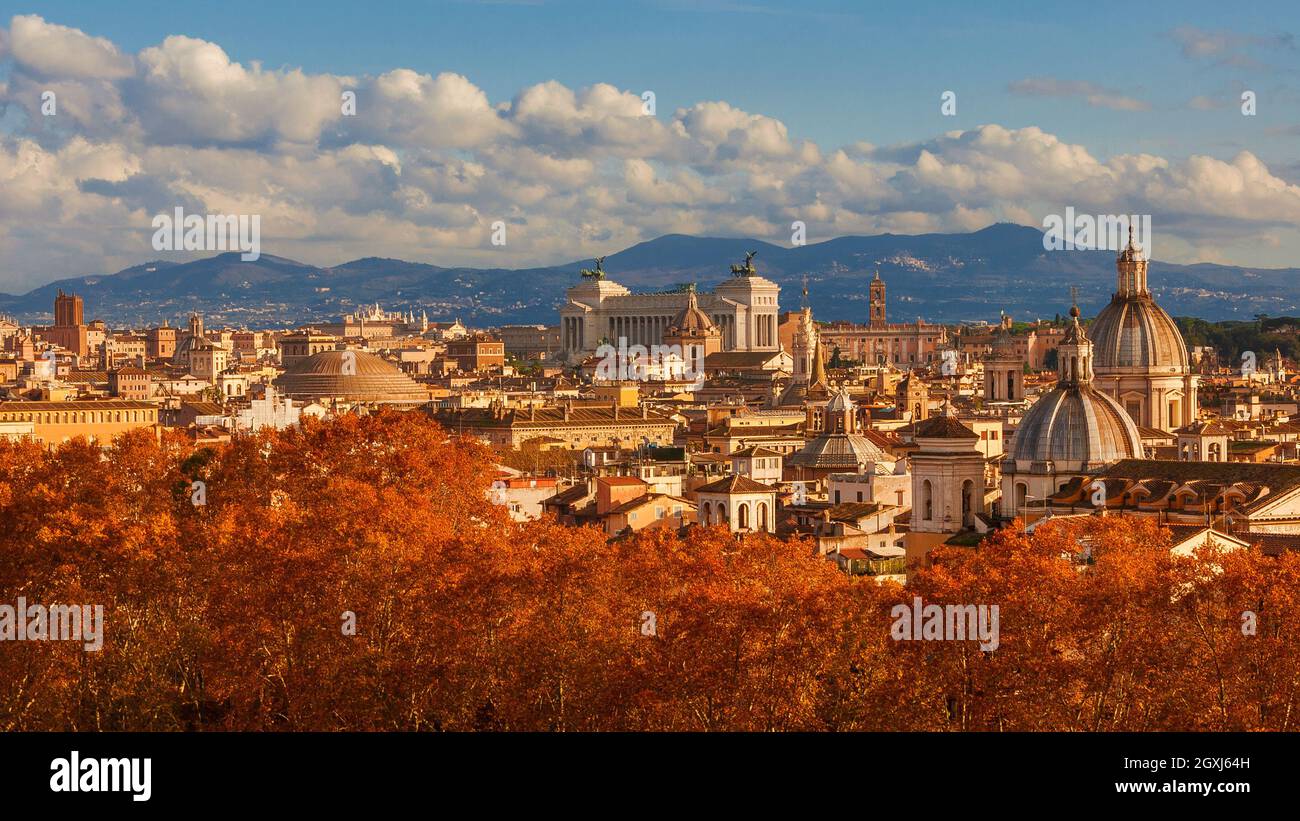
xmin=1 ymin=412 xmax=1299 ymax=731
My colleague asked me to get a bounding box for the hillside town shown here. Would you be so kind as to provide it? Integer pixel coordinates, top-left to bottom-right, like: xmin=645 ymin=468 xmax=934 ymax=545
xmin=6 ymin=232 xmax=1300 ymax=578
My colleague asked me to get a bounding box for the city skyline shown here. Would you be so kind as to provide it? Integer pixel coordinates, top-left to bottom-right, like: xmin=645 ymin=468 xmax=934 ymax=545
xmin=3 ymin=2 xmax=1300 ymax=781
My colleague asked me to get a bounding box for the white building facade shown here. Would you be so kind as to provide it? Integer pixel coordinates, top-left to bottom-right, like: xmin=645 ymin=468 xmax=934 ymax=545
xmin=559 ymin=258 xmax=781 ymax=362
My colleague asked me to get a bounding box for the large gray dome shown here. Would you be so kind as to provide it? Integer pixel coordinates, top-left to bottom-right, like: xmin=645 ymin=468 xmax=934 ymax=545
xmin=1011 ymin=385 xmax=1142 ymax=466
xmin=274 ymin=349 xmax=427 ymax=402
xmin=1090 ymin=295 xmax=1189 ymax=372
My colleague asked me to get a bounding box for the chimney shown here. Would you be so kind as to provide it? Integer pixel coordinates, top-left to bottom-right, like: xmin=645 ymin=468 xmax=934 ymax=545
xmin=642 ymin=403 xmax=648 ymax=420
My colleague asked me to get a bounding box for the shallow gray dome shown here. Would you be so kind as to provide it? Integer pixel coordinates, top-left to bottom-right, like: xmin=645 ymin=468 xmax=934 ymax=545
xmin=1090 ymin=296 xmax=1189 ymax=372
xmin=274 ymin=349 xmax=426 ymax=402
xmin=1011 ymin=385 xmax=1141 ymax=466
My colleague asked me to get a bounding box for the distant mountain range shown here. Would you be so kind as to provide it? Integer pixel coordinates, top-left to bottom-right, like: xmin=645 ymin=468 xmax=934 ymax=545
xmin=3 ymin=224 xmax=1297 ymax=328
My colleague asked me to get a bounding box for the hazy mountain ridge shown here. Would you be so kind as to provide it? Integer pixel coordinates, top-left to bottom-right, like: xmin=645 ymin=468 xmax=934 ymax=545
xmin=3 ymin=224 xmax=1296 ymax=328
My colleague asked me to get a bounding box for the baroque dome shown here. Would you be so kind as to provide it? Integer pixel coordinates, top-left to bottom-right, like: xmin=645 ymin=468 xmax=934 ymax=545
xmin=274 ymin=349 xmax=427 ymax=402
xmin=1090 ymin=296 xmax=1190 ymax=372
xmin=1011 ymin=385 xmax=1142 ymax=466
xmin=786 ymin=431 xmax=887 ymax=470
xmin=1091 ymin=226 xmax=1190 ymax=374
xmin=668 ymin=286 xmax=717 ymax=334
xmin=1010 ymin=302 xmax=1143 ymax=468
xmin=788 ymin=388 xmax=888 ymax=470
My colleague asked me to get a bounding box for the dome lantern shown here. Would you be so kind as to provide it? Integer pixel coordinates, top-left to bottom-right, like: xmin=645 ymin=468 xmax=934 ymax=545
xmin=1057 ymin=303 xmax=1094 ymax=386
xmin=1116 ymin=224 xmax=1149 ymax=296
xmin=1089 ymin=216 xmax=1197 ymax=431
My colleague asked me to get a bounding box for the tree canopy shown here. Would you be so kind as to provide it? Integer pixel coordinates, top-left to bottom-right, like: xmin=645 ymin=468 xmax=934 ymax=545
xmin=1 ymin=412 xmax=1297 ymax=731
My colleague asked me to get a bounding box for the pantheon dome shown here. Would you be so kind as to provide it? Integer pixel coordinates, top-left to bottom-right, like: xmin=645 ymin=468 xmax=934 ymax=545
xmin=273 ymin=349 xmax=427 ymax=403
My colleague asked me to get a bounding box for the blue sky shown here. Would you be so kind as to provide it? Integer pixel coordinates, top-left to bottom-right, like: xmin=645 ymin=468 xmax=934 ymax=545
xmin=0 ymin=1 xmax=1296 ymax=290
xmin=7 ymin=0 xmax=1293 ymax=160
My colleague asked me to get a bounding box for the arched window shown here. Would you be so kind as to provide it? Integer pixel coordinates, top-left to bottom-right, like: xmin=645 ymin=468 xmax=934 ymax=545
xmin=718 ymin=503 xmax=728 ymax=526
xmin=738 ymin=503 xmax=749 ymax=530
xmin=702 ymin=501 xmax=711 ymax=523
xmin=962 ymin=479 xmax=976 ymax=528
xmin=757 ymin=502 xmax=768 ymax=531
xmin=922 ymin=479 xmax=933 ymax=521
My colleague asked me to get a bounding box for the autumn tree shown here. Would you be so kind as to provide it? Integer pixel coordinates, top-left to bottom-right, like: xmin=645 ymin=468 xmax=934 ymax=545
xmin=3 ymin=416 xmax=1300 ymax=732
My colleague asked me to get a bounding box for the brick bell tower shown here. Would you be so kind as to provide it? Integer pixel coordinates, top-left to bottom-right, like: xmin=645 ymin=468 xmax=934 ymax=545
xmin=868 ymin=270 xmax=886 ymax=329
